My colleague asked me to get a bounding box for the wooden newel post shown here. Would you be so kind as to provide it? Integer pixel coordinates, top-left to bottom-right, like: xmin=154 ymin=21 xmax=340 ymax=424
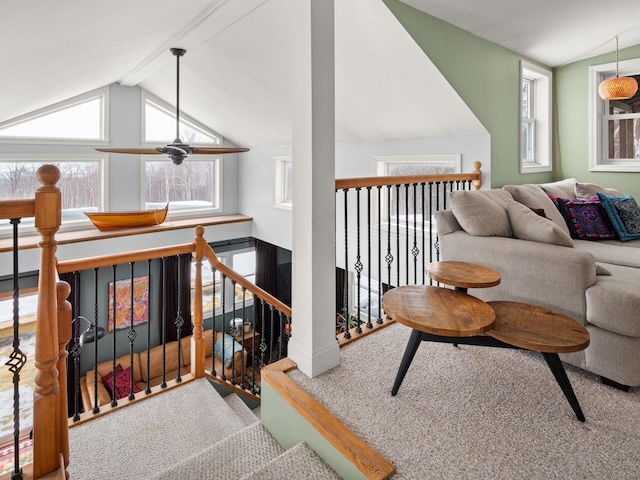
xmin=191 ymin=226 xmax=206 ymax=378
xmin=33 ymin=165 xmax=63 ymax=478
xmin=472 ymin=161 xmax=482 ymax=190
xmin=56 ymin=280 xmax=72 ymax=475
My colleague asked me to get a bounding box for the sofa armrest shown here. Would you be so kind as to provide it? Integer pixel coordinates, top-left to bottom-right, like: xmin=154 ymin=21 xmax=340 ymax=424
xmin=438 ymin=230 xmax=597 ymax=323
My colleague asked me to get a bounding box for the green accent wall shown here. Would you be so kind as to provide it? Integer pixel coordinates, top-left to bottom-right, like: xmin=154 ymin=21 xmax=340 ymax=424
xmin=383 ymin=0 xmax=554 ymax=188
xmin=555 ymin=45 xmax=640 ymax=199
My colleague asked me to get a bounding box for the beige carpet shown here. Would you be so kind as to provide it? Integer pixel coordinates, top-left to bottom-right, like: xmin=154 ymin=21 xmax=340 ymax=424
xmin=290 ymin=323 xmax=640 ymax=479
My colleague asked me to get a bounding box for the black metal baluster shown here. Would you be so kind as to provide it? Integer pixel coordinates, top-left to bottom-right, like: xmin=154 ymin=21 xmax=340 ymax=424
xmin=354 ymin=188 xmax=363 ymax=334
xmin=240 ymin=288 xmax=247 ymax=389
xmin=145 ymin=259 xmax=152 ymax=394
xmin=259 ymin=300 xmax=267 ymax=368
xmin=71 ymin=272 xmax=83 ymax=420
xmin=128 ymin=263 xmax=138 ymax=398
xmin=211 ymin=266 xmax=217 ymax=377
xmin=7 ymin=218 xmax=25 ymax=480
xmin=269 ymin=305 xmax=276 ymax=363
xmin=174 ymin=257 xmax=183 ymax=384
xmin=412 ymin=183 xmax=419 ymax=285
xmin=343 ymin=188 xmax=350 ymax=340
xmin=435 ymin=183 xmax=441 ymax=262
xmin=91 ymin=268 xmax=101 ymax=413
xmin=421 ymin=183 xmax=426 ymax=285
xmin=405 ymin=183 xmax=410 ymax=286
xmin=110 ymin=265 xmax=119 ymax=406
xmin=220 ymin=272 xmax=227 ymax=381
xmin=366 ymin=186 xmax=373 ymax=329
xmin=386 ymin=185 xmax=393 ymax=291
xmin=377 ymin=186 xmax=383 ymax=324
xmin=250 ymin=308 xmax=257 ymax=394
xmin=230 ymin=279 xmax=237 ymax=385
xmin=161 ymin=258 xmax=168 ymax=387
xmin=395 ymin=185 xmax=400 ymax=288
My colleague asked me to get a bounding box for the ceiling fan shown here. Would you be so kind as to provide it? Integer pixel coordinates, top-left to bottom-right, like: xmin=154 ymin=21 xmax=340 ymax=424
xmin=96 ymin=48 xmax=249 ymax=165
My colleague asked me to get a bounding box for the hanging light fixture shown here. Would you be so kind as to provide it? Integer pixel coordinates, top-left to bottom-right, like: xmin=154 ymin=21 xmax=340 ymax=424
xmin=598 ymin=36 xmax=638 ymax=101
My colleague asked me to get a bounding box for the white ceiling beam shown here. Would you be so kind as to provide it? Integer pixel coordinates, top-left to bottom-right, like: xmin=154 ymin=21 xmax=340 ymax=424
xmin=119 ymin=0 xmax=268 ymax=87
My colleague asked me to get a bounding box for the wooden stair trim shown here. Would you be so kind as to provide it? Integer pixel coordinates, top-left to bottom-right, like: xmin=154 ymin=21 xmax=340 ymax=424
xmin=262 ymin=361 xmax=395 ymax=480
xmin=337 ymin=319 xmax=396 ymax=348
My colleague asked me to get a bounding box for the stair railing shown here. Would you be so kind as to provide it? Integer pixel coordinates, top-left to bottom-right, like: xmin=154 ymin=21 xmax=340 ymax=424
xmin=335 ymin=161 xmax=481 ymax=342
xmin=1 ymin=164 xmax=68 ymax=480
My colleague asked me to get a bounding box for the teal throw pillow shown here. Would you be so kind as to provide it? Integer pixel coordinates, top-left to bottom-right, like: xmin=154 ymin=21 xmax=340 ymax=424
xmin=214 ymin=333 xmax=243 ymax=368
xmin=597 ymin=193 xmax=640 ymax=241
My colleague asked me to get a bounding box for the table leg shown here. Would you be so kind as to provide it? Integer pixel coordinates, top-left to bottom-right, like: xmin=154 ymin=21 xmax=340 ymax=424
xmin=452 ymin=287 xmax=467 ymax=348
xmin=542 ymin=353 xmax=585 ymax=422
xmin=392 ymin=329 xmax=423 ymax=396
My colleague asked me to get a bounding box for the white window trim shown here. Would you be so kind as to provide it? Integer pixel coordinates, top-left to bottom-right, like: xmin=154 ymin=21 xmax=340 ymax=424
xmin=589 ymin=57 xmax=640 ymax=172
xmin=520 ymin=61 xmax=552 ymax=173
xmin=374 ymin=154 xmax=461 ymax=232
xmin=0 ymin=154 xmax=107 ymax=236
xmin=141 ymin=90 xmax=222 ymax=146
xmin=0 ymin=87 xmax=109 ymax=145
xmin=273 ymin=155 xmax=292 ymax=210
xmin=140 ymin=155 xmax=222 ymax=217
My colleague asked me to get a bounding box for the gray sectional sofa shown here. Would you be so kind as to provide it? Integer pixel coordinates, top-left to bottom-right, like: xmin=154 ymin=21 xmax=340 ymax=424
xmin=436 ymin=179 xmax=640 ymax=389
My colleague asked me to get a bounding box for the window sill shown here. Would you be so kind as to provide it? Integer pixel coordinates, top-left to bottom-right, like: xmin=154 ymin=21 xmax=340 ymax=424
xmin=0 ymin=213 xmax=252 ymax=253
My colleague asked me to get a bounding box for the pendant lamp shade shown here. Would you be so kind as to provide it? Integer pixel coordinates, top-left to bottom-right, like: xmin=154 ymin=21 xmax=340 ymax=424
xmin=598 ymin=36 xmax=639 ymax=101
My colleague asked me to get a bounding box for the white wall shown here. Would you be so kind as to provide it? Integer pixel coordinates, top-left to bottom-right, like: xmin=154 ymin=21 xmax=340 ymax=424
xmin=239 ymin=134 xmax=490 ymax=251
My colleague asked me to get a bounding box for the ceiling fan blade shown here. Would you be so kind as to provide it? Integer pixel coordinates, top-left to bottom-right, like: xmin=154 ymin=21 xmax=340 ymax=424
xmin=95 ymin=147 xmax=162 ymax=154
xmin=190 ymin=147 xmax=250 ymax=154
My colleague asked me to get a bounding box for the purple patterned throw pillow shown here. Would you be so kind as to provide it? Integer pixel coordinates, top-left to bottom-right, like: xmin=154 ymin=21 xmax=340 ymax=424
xmin=555 ymin=198 xmax=616 ymax=240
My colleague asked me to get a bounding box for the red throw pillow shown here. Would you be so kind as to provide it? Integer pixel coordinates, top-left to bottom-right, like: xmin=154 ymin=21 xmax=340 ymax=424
xmin=102 ymin=364 xmax=141 ymax=400
xmin=100 ymin=363 xmax=123 ymax=393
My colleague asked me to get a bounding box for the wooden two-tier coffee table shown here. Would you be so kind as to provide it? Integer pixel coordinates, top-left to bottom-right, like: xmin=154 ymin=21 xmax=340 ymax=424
xmin=383 ymin=263 xmax=590 ymax=421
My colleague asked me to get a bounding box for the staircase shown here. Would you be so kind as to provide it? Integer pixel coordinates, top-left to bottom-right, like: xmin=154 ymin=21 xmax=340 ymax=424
xmin=67 ymin=378 xmax=340 ymax=480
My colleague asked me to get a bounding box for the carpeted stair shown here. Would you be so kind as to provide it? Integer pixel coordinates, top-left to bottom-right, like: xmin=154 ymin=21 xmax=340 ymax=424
xmin=68 ymin=378 xmax=339 ymax=480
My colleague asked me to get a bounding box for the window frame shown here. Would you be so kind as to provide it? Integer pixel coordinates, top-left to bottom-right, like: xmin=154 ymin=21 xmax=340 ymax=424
xmin=140 ymin=155 xmax=222 ymax=218
xmin=0 ymin=87 xmax=109 ymax=145
xmin=0 ymin=154 xmax=106 ymax=236
xmin=273 ymin=156 xmax=293 ymax=210
xmin=589 ymin=58 xmax=640 ymax=172
xmin=191 ymin=247 xmax=256 ymax=321
xmin=141 ymin=91 xmax=222 ymax=146
xmin=520 ymin=61 xmax=552 ymax=173
xmin=374 ymin=154 xmax=461 ymax=230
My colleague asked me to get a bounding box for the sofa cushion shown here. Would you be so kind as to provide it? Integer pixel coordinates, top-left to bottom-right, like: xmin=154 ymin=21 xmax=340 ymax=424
xmin=538 ymin=178 xmax=577 ymax=199
xmin=555 ymin=198 xmax=617 ymax=240
xmin=574 ymin=182 xmax=622 ymax=199
xmin=586 ymin=263 xmax=640 ymax=337
xmin=597 ymin=193 xmax=640 ymax=242
xmin=574 ymin=239 xmax=640 ymax=268
xmin=502 ymin=184 xmax=570 ymax=236
xmin=507 ymin=201 xmax=573 ymax=247
xmin=139 ymin=340 xmax=181 ymax=383
xmin=449 ymin=189 xmax=513 ymax=237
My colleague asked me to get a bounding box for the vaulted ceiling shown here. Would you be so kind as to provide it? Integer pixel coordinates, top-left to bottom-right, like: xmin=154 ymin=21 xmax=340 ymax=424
xmin=2 ymin=0 xmax=639 ymax=148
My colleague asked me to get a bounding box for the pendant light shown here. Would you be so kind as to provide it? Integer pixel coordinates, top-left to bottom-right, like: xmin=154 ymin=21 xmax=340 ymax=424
xmin=598 ymin=36 xmax=638 ymax=101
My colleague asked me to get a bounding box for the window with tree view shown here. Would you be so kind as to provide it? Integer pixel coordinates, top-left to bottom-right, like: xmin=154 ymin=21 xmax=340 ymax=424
xmin=604 ymin=76 xmax=640 ymax=160
xmin=145 ymin=158 xmax=220 ymax=214
xmin=0 ymin=158 xmax=102 ymax=231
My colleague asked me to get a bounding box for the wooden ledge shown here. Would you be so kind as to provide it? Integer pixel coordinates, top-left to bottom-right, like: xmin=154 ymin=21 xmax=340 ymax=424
xmin=0 ymin=213 xmax=252 ymax=253
xmin=262 ymin=359 xmax=396 ymax=480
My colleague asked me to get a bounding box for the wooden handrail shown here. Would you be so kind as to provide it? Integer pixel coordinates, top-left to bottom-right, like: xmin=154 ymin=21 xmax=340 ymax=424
xmin=0 ymin=199 xmax=36 ymax=220
xmin=197 ymin=227 xmax=292 ymax=318
xmin=56 ymin=243 xmax=195 ymax=273
xmin=335 ymin=161 xmax=482 ymax=190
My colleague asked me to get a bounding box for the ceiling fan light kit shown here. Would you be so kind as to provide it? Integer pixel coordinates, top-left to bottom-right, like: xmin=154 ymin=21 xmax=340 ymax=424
xmin=598 ymin=36 xmax=639 ymax=101
xmin=96 ymin=48 xmax=248 ymax=164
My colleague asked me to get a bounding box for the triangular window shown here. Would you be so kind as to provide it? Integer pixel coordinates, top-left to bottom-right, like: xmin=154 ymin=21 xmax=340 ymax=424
xmin=143 ymin=92 xmax=221 ymax=145
xmin=0 ymin=88 xmax=106 ymax=141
